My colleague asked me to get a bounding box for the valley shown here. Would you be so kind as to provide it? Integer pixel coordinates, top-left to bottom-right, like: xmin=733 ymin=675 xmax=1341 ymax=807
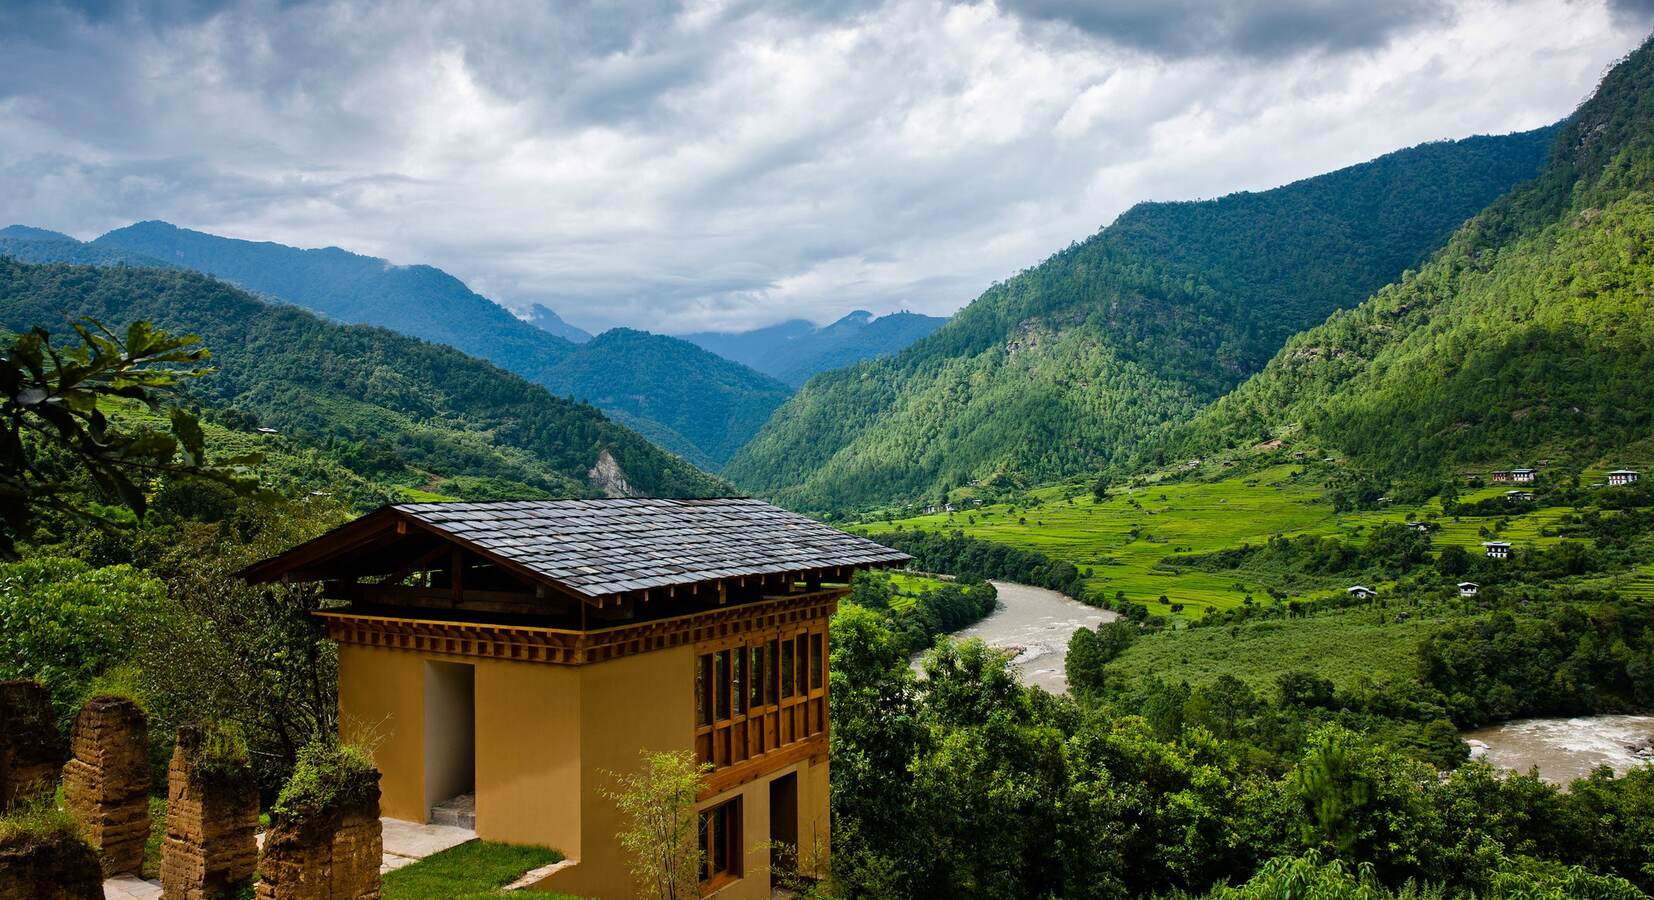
xmin=5 ymin=17 xmax=1654 ymax=900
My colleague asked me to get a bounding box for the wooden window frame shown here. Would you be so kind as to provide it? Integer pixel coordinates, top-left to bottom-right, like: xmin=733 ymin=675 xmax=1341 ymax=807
xmin=694 ymin=622 xmax=828 ymax=771
xmin=699 ymin=797 xmax=742 ymax=891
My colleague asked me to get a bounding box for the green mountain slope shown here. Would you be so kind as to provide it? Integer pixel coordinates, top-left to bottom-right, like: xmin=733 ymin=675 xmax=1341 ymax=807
xmin=680 ymin=309 xmax=948 ymax=387
xmin=1 ymin=225 xmax=172 ymax=268
xmin=0 ymin=259 xmax=729 ymax=499
xmin=539 ymin=328 xmax=793 ymax=467
xmin=726 ymin=126 xmax=1559 ymax=510
xmin=1175 ymin=37 xmax=1654 ymax=479
xmin=86 ymin=222 xmax=788 ymax=466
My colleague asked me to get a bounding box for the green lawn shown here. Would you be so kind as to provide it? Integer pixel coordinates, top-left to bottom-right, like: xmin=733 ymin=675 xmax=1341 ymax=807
xmin=383 ymin=840 xmax=566 ymax=900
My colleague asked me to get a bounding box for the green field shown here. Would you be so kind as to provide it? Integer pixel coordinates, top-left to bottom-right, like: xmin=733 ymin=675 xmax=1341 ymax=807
xmin=1105 ymin=603 xmax=1468 ymax=693
xmin=888 ymin=572 xmax=950 ymax=611
xmin=856 ymin=459 xmax=1625 ymax=621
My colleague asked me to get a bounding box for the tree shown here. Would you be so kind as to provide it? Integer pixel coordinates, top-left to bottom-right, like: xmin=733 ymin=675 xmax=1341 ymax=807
xmin=0 ymin=320 xmax=256 ymax=556
xmin=1066 ymin=627 xmax=1106 ymax=698
xmin=1437 ymin=544 xmax=1472 ymax=578
xmin=1092 ymin=475 xmax=1111 ymax=502
xmin=605 ymin=750 xmax=711 ymax=900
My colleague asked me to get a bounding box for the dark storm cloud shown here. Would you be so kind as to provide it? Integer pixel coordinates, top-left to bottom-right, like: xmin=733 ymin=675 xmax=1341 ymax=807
xmin=0 ymin=0 xmax=1644 ymax=332
xmin=996 ymin=0 xmax=1455 ymax=58
xmin=1606 ymin=0 xmax=1654 ymax=23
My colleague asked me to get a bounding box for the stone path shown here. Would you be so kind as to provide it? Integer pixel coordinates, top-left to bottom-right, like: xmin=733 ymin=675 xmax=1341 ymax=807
xmin=103 ymin=875 xmax=162 ymax=900
xmin=380 ymin=817 xmax=478 ymax=873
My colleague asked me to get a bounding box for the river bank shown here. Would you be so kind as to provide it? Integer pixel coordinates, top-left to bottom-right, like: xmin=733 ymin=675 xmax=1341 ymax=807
xmin=1462 ymin=714 xmax=1654 ymax=785
xmin=917 ymin=580 xmax=1120 ymax=694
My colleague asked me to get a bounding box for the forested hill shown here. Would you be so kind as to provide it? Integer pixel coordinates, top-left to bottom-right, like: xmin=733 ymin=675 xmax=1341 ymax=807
xmin=680 ymin=309 xmax=948 ymax=387
xmin=0 ymin=259 xmax=730 ymax=499
xmin=725 ymin=125 xmax=1558 ymax=511
xmin=538 ymin=328 xmax=793 ymax=470
xmin=0 ymin=225 xmax=172 ymax=268
xmin=1173 ymin=37 xmax=1654 ymax=480
xmin=81 ymin=222 xmax=788 ymax=466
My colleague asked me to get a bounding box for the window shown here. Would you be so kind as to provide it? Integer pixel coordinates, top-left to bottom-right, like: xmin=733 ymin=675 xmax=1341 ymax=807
xmin=699 ymin=798 xmax=742 ymax=886
xmin=696 ymin=654 xmax=710 ymax=727
xmin=714 ymin=650 xmax=731 ymax=721
xmin=695 ymin=625 xmax=828 ymax=771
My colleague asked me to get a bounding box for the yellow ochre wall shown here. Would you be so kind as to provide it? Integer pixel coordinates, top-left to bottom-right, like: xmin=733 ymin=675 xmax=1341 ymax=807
xmin=338 ymin=641 xmax=831 ymax=899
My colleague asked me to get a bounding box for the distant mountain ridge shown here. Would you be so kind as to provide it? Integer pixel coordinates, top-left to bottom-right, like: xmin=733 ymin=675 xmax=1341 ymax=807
xmin=0 ymin=258 xmax=729 ymax=499
xmin=11 ymin=221 xmax=788 ymax=467
xmin=1171 ymin=36 xmax=1654 ymax=480
xmin=519 ymin=302 xmax=593 ymax=343
xmin=681 ymin=309 xmax=948 ymax=387
xmin=725 ymin=124 xmax=1560 ymax=510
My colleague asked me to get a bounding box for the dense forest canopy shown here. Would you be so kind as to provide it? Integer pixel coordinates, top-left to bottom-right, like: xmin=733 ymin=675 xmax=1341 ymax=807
xmin=726 ymin=126 xmax=1557 ymax=511
xmin=1172 ymin=38 xmax=1654 ymax=480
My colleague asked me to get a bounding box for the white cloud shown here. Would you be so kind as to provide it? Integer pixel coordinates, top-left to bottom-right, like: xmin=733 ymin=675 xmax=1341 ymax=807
xmin=0 ymin=0 xmax=1647 ymax=333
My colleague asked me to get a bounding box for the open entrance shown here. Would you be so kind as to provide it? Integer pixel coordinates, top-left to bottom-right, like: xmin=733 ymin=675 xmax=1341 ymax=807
xmin=423 ymin=661 xmax=475 ymax=828
xmin=769 ymin=771 xmax=799 ymax=878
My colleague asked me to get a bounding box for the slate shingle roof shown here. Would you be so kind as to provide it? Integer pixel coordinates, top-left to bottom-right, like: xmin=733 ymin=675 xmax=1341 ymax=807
xmin=392 ymin=498 xmax=909 ymax=598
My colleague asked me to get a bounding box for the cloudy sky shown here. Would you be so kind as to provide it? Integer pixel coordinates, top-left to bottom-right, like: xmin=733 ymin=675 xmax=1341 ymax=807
xmin=1 ymin=1 xmax=1650 ymax=333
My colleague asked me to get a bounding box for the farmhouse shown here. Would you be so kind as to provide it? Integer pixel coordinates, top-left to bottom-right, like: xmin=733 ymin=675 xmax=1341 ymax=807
xmin=1459 ymin=582 xmax=1479 ymax=597
xmin=1404 ymin=522 xmax=1435 ymax=533
xmin=1346 ymin=586 xmax=1377 ymax=600
xmin=1609 ymin=469 xmax=1640 ymax=486
xmin=1483 ymin=540 xmax=1512 ymax=560
xmin=1489 ymin=470 xmax=1513 ymax=483
xmin=240 ymin=499 xmax=908 ymax=899
xmin=1505 ymin=490 xmax=1535 ymax=502
xmin=1511 ymin=468 xmax=1537 ymax=484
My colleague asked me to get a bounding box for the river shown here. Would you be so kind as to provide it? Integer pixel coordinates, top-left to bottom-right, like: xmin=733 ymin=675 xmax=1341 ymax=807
xmin=918 ymin=580 xmax=1120 ymax=694
xmin=1462 ymin=715 xmax=1654 ymax=785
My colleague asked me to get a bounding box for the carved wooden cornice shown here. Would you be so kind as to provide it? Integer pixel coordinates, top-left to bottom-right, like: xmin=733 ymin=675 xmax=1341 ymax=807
xmin=316 ymin=589 xmax=843 ymax=666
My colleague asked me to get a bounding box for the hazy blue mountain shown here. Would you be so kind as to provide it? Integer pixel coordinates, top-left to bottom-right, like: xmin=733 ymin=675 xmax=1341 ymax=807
xmin=681 ymin=309 xmax=948 ymax=387
xmin=81 ymin=221 xmax=786 ymax=466
xmin=520 ymin=302 xmax=592 ymax=343
xmin=2 ymin=224 xmax=173 ymax=268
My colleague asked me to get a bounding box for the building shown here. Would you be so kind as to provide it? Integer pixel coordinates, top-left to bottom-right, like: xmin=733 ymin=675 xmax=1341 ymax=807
xmin=1404 ymin=522 xmax=1435 ymax=533
xmin=1510 ymin=468 xmax=1537 ymax=484
xmin=1489 ymin=470 xmax=1512 ymax=483
xmin=1346 ymin=586 xmax=1377 ymax=600
xmin=1459 ymin=582 xmax=1480 ymax=597
xmin=1505 ymin=490 xmax=1535 ymax=502
xmin=1483 ymin=540 xmax=1512 ymax=560
xmin=239 ymin=499 xmax=909 ymax=898
xmin=1609 ymin=469 xmax=1640 ymax=486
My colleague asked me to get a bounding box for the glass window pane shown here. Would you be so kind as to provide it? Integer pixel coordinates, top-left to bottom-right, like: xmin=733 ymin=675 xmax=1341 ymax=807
xmin=733 ymin=648 xmax=746 ymax=716
xmin=714 ymin=650 xmax=731 ymax=720
xmin=749 ymin=646 xmax=764 ymax=709
xmin=696 ymin=654 xmax=710 ymax=726
xmin=767 ymin=640 xmax=780 ymax=705
xmin=796 ymin=635 xmax=809 ymax=695
xmin=711 ymin=805 xmax=728 ymax=872
xmin=810 ymin=632 xmax=823 ymax=690
xmin=780 ymin=639 xmax=795 ymax=699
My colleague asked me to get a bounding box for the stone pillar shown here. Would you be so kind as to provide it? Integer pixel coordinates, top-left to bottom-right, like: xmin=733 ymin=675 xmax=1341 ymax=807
xmin=0 ymin=679 xmax=63 ymax=810
xmin=61 ymin=696 xmax=151 ymax=875
xmin=160 ymin=725 xmax=259 ymax=900
xmin=0 ymin=826 xmax=103 ymax=900
xmin=256 ymin=766 xmax=382 ymax=900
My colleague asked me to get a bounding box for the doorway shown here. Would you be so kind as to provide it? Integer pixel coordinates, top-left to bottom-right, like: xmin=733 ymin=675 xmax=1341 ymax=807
xmin=769 ymin=771 xmax=798 ymax=878
xmin=423 ymin=661 xmax=475 ymax=826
